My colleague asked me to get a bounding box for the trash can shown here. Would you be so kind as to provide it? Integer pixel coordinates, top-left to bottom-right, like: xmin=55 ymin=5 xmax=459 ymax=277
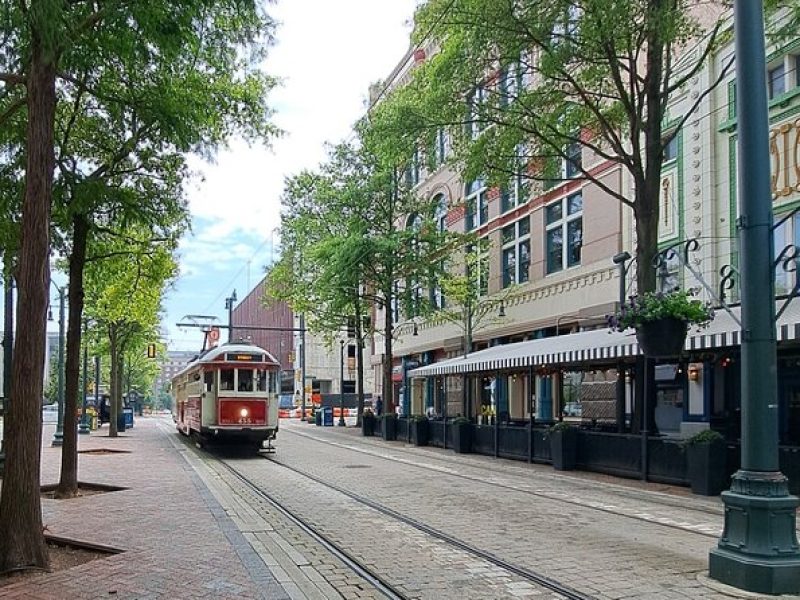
xmin=315 ymin=409 xmax=322 ymax=426
xmin=116 ymin=412 xmax=126 ymax=433
xmin=123 ymin=407 xmax=134 ymax=429
xmin=322 ymin=406 xmax=333 ymax=427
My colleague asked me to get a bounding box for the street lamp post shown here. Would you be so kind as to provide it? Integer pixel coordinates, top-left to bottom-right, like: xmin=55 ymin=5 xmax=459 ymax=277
xmin=0 ymin=275 xmax=13 ymax=471
xmin=299 ymin=313 xmax=307 ymax=421
xmin=338 ymin=339 xmax=346 ymax=426
xmin=78 ymin=319 xmax=90 ymax=435
xmin=225 ymin=290 xmax=237 ymax=343
xmin=51 ymin=285 xmax=65 ymax=447
xmin=708 ymin=1 xmax=800 ymax=593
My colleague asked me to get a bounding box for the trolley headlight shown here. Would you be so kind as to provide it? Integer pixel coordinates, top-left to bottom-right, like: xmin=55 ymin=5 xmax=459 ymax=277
xmin=240 ymin=408 xmax=249 ymax=418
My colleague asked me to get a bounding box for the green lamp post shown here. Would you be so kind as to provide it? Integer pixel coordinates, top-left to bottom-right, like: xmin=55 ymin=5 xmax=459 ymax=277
xmin=708 ymin=1 xmax=800 ymax=593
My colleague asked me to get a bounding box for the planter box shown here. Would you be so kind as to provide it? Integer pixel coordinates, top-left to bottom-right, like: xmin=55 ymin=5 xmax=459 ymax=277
xmin=362 ymin=413 xmax=376 ymax=437
xmin=550 ymin=428 xmax=577 ymax=471
xmin=381 ymin=415 xmax=397 ymax=441
xmin=410 ymin=419 xmax=429 ymax=446
xmin=636 ymin=318 xmax=687 ymax=357
xmin=452 ymin=421 xmax=472 ymax=454
xmin=687 ymin=439 xmax=728 ymax=495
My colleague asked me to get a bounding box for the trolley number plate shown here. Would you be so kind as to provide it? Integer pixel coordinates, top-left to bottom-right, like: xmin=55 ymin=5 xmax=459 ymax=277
xmin=238 ymin=417 xmax=253 ymax=424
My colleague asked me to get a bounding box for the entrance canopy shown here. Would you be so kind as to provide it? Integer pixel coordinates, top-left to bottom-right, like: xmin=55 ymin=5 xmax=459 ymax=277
xmin=408 ymin=300 xmax=800 ymax=378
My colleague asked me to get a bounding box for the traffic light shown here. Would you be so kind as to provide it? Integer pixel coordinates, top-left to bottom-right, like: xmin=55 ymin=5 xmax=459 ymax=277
xmin=146 ymin=343 xmax=157 ymax=359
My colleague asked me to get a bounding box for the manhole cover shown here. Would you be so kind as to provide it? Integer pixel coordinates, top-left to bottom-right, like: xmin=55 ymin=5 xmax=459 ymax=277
xmin=342 ymin=464 xmax=371 ymax=469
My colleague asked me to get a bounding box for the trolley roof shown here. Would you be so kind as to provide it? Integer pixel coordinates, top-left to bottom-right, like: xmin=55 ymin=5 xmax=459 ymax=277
xmin=172 ymin=342 xmax=280 ymax=380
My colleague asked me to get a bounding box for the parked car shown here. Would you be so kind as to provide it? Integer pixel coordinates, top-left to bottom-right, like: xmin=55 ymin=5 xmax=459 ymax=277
xmin=562 ymin=402 xmax=583 ymax=417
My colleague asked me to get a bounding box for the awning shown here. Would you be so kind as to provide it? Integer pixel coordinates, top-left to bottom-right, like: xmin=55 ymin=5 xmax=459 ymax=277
xmin=408 ymin=300 xmax=800 ymax=378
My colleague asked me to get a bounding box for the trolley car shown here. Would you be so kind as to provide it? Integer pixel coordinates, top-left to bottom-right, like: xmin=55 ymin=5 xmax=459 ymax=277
xmin=172 ymin=342 xmax=280 ymax=452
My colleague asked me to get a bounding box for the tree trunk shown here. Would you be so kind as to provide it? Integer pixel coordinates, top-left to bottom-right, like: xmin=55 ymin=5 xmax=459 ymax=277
xmin=108 ymin=329 xmax=118 ymax=437
xmin=56 ymin=214 xmax=88 ymax=498
xmin=0 ymin=33 xmax=56 ymax=573
xmin=635 ymin=0 xmax=668 ymax=296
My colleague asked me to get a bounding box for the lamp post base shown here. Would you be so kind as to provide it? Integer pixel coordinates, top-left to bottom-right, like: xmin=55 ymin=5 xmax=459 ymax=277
xmin=78 ymin=421 xmax=90 ymax=435
xmin=709 ymin=470 xmax=800 ymax=595
xmin=51 ymin=431 xmax=63 ymax=447
xmin=338 ymin=417 xmax=346 ymax=426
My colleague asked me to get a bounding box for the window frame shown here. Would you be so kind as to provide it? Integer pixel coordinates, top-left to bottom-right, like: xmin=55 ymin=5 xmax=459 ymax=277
xmin=545 ymin=191 xmax=583 ymax=275
xmin=502 ymin=217 xmax=531 ymax=287
xmin=465 ymin=179 xmax=488 ymax=231
xmin=769 ymin=63 xmax=786 ymax=99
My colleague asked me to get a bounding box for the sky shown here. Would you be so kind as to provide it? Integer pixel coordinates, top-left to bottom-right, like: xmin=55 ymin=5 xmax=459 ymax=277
xmin=163 ymin=0 xmax=420 ymax=351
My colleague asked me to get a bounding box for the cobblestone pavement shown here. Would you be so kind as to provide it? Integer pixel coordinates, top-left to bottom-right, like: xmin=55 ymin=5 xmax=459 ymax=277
xmin=225 ymin=419 xmax=792 ymax=600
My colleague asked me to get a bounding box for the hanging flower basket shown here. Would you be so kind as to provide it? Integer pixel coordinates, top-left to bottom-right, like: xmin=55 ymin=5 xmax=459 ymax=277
xmin=636 ymin=318 xmax=688 ymax=357
xmin=608 ymin=289 xmax=714 ymax=358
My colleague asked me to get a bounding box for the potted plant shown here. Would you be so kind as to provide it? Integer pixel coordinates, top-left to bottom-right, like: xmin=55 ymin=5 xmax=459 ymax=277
xmin=608 ymin=289 xmax=714 ymax=357
xmin=410 ymin=415 xmax=429 ymax=446
xmin=381 ymin=412 xmax=398 ymax=441
xmin=451 ymin=416 xmax=472 ymax=454
xmin=684 ymin=429 xmax=728 ymax=496
xmin=362 ymin=409 xmax=376 ymax=437
xmin=549 ymin=421 xmax=577 ymax=471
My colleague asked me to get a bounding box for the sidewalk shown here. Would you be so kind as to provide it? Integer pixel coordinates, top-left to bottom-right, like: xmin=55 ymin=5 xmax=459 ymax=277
xmin=0 ymin=416 xmax=287 ymax=599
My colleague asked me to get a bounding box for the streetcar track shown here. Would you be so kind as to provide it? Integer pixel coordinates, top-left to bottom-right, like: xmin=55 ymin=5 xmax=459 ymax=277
xmin=264 ymin=453 xmax=596 ymax=600
xmin=283 ymin=426 xmax=722 ymax=539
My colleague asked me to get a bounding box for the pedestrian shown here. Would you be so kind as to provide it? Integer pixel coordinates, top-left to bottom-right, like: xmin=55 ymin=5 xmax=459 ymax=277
xmin=375 ymin=396 xmax=383 ymax=416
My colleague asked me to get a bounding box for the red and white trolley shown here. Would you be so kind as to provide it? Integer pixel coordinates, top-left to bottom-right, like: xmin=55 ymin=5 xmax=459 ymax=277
xmin=172 ymin=342 xmax=280 ymax=452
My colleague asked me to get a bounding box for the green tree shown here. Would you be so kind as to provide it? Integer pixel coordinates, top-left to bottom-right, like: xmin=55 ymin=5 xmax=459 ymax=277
xmin=0 ymin=0 xmax=277 ymax=570
xmin=372 ymin=0 xmax=733 ymax=294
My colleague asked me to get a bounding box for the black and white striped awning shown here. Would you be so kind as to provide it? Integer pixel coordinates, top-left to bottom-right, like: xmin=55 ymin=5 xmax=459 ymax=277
xmin=408 ymin=301 xmax=800 ymax=378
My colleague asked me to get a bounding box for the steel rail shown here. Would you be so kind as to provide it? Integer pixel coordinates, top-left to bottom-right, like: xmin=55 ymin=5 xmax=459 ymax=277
xmin=213 ymin=457 xmax=408 ymax=600
xmin=264 ymin=454 xmax=596 ymax=600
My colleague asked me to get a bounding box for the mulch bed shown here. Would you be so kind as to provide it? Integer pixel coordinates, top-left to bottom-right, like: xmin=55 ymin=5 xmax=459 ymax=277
xmin=0 ymin=539 xmax=114 ymax=588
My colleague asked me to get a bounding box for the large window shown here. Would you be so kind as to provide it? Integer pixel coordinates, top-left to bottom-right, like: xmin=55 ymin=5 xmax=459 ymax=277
xmin=465 ymin=179 xmax=488 ymax=231
xmin=468 ymin=239 xmax=490 ymax=297
xmin=468 ymin=86 xmax=485 ymax=140
xmin=404 ymin=148 xmax=421 ymax=188
xmin=502 ymin=217 xmax=531 ymax=287
xmin=769 ymin=63 xmax=786 ymax=99
xmin=434 ymin=129 xmax=449 ymax=166
xmin=431 ymin=196 xmax=448 ymax=309
xmin=545 ymin=192 xmax=583 ymax=274
xmin=564 ymin=141 xmax=582 ymax=178
xmin=663 ymin=134 xmax=678 ymax=162
xmin=774 ymin=212 xmax=800 ymax=295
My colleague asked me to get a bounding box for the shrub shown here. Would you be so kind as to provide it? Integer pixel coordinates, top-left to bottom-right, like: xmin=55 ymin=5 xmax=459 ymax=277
xmin=451 ymin=416 xmax=470 ymax=425
xmin=684 ymin=429 xmax=724 ymax=446
xmin=607 ymin=289 xmax=714 ymax=332
xmin=550 ymin=421 xmax=574 ymax=433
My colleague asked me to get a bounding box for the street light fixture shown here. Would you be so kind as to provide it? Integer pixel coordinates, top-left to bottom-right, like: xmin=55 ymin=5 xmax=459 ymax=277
xmin=612 ymin=251 xmax=632 ymax=307
xmin=338 ymin=339 xmax=346 ymax=426
xmin=225 ymin=290 xmax=237 ymax=343
xmin=78 ymin=319 xmax=91 ymax=435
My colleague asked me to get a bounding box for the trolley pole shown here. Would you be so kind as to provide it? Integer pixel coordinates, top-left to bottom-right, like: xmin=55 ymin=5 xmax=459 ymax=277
xmin=225 ymin=290 xmax=237 ymax=343
xmin=708 ymin=1 xmax=800 ymax=593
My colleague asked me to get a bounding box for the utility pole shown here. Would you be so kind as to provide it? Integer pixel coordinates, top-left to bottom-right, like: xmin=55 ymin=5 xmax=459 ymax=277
xmin=52 ymin=286 xmax=65 ymax=447
xmin=225 ymin=290 xmax=237 ymax=343
xmin=708 ymin=1 xmax=800 ymax=593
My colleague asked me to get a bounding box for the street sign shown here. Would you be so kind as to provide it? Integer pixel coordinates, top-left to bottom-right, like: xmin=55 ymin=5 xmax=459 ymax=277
xmin=146 ymin=343 xmax=157 ymax=359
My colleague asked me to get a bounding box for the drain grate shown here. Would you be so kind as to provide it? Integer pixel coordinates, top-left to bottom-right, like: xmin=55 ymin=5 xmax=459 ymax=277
xmin=78 ymin=448 xmax=131 ymax=455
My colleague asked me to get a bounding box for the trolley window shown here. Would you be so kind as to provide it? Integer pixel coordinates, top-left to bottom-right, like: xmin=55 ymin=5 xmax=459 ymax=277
xmin=238 ymin=369 xmax=254 ymax=392
xmin=220 ymin=369 xmax=234 ymax=391
xmin=204 ymin=371 xmax=214 ymax=392
xmin=256 ymin=369 xmax=268 ymax=392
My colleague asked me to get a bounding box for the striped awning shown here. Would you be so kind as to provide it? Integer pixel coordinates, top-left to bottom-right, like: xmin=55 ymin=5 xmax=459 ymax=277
xmin=408 ymin=300 xmax=800 ymax=378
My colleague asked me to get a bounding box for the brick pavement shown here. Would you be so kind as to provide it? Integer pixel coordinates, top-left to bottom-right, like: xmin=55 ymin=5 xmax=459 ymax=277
xmin=0 ymin=417 xmax=290 ymax=599
xmin=267 ymin=420 xmax=800 ymax=600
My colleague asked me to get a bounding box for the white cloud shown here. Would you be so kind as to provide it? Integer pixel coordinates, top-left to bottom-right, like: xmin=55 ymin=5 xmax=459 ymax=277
xmin=166 ymin=0 xmax=419 ymax=350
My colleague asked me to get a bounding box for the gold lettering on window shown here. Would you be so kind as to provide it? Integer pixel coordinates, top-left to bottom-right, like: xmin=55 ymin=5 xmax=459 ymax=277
xmin=662 ymin=177 xmax=670 ymax=226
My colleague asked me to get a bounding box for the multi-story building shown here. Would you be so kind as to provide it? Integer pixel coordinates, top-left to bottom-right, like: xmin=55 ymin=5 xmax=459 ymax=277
xmin=153 ymin=350 xmax=197 ymax=395
xmin=373 ymin=9 xmax=800 ymax=448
